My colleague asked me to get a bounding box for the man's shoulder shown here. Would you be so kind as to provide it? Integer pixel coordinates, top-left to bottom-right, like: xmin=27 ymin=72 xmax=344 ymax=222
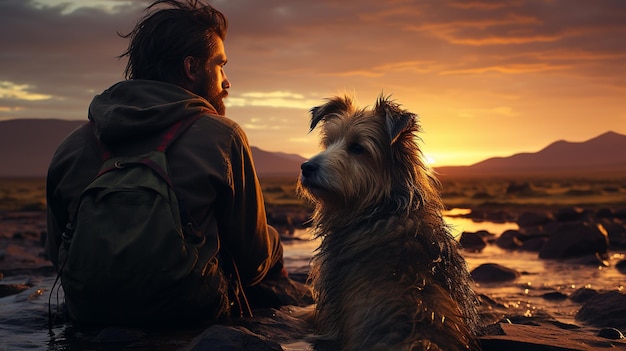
xmin=192 ymin=112 xmax=247 ymax=143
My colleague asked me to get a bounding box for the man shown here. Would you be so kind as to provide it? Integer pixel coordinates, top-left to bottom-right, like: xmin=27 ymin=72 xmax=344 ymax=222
xmin=46 ymin=0 xmax=286 ymax=325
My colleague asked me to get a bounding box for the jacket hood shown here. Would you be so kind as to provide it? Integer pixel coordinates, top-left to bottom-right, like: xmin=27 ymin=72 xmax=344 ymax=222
xmin=88 ymin=80 xmax=217 ymax=145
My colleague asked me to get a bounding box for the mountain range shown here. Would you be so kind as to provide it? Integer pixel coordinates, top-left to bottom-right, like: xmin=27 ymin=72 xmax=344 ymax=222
xmin=435 ymin=131 xmax=626 ymax=177
xmin=1 ymin=119 xmax=625 ymax=178
xmin=0 ymin=119 xmax=306 ymax=178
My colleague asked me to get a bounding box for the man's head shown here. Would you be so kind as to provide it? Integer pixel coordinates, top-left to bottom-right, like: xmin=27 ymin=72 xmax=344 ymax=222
xmin=120 ymin=0 xmax=230 ymax=115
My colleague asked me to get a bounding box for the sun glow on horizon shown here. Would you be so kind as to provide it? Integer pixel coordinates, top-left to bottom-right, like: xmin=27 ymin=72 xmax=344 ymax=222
xmin=425 ymin=154 xmax=436 ymax=166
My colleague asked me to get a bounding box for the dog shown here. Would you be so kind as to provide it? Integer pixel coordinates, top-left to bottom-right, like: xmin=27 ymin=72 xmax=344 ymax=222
xmin=297 ymin=95 xmax=481 ymax=351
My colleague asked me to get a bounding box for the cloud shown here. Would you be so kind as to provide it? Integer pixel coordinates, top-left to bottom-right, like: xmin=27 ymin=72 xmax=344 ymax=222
xmin=0 ymin=81 xmax=52 ymax=101
xmin=1 ymin=0 xmax=625 ymax=165
xmin=227 ymin=91 xmax=321 ymax=109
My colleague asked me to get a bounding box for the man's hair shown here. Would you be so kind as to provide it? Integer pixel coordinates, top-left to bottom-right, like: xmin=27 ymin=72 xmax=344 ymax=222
xmin=119 ymin=0 xmax=228 ymax=84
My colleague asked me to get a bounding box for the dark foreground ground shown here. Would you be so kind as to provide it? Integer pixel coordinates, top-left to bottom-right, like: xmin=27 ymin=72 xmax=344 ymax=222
xmin=1 ymin=175 xmax=626 ymax=350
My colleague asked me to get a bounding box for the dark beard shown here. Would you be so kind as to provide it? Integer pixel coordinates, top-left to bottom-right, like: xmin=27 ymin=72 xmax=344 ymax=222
xmin=189 ymin=78 xmax=228 ymax=116
xmin=207 ymin=90 xmax=227 ymax=116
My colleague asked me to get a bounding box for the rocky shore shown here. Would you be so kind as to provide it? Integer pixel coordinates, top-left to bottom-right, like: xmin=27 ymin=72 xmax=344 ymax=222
xmin=2 ymin=205 xmax=626 ymax=350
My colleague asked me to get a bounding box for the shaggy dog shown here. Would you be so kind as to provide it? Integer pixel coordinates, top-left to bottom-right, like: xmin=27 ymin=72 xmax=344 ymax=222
xmin=297 ymin=96 xmax=481 ymax=351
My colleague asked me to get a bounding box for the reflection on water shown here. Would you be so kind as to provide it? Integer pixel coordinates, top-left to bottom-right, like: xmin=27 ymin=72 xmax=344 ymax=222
xmin=282 ymin=210 xmax=625 ymax=328
xmin=443 ymin=208 xmax=519 ymax=238
xmin=283 ymin=209 xmax=520 ymax=268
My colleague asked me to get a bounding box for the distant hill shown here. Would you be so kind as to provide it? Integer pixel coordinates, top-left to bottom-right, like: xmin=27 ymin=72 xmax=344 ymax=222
xmin=2 ymin=119 xmax=624 ymax=178
xmin=0 ymin=118 xmax=305 ymax=178
xmin=435 ymin=131 xmax=626 ymax=177
xmin=250 ymin=147 xmax=306 ymax=178
xmin=0 ymin=119 xmax=84 ymax=178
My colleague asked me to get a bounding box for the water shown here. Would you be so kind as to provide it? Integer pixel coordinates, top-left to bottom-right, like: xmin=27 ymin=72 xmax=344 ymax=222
xmin=282 ymin=209 xmax=625 ymax=326
xmin=1 ymin=210 xmax=624 ymax=350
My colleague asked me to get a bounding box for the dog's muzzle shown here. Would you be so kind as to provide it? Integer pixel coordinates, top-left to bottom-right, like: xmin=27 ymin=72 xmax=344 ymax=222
xmin=300 ymin=160 xmax=318 ymax=179
xmin=300 ymin=160 xmax=322 ymax=189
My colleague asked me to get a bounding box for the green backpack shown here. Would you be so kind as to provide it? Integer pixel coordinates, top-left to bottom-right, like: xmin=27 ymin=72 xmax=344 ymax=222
xmin=58 ymin=115 xmax=228 ymax=325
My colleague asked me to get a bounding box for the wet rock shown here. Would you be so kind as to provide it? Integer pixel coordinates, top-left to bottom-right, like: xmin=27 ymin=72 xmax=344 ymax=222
xmin=0 ymin=283 xmax=30 ymax=298
xmin=597 ymin=208 xmax=615 ymax=218
xmin=185 ymin=325 xmax=283 ymax=351
xmin=553 ymin=207 xmax=586 ymax=222
xmin=472 ymin=191 xmax=493 ymax=199
xmin=614 ymin=209 xmax=626 ymax=219
xmin=539 ymin=222 xmax=609 ymax=260
xmin=517 ymin=211 xmax=553 ymax=228
xmin=598 ymin=328 xmax=625 ymax=340
xmin=616 ymin=260 xmax=626 ymax=274
xmin=94 ymin=327 xmax=145 ymax=343
xmin=519 ymin=237 xmax=548 ymax=252
xmin=238 ymin=307 xmax=314 ymax=346
xmin=246 ymin=277 xmax=313 ymax=309
xmin=505 ymin=182 xmax=533 ymax=196
xmin=599 ymin=218 xmax=626 ymax=248
xmin=570 ymin=288 xmax=598 ymax=303
xmin=471 ymin=263 xmax=520 ymax=283
xmin=480 ymin=321 xmax=626 ymax=350
xmin=495 ymin=230 xmax=522 ymax=250
xmin=469 ymin=210 xmax=515 ymax=222
xmin=541 ymin=292 xmax=568 ymax=301
xmin=460 ymin=232 xmax=487 ymax=252
xmin=576 ymin=290 xmax=626 ymax=328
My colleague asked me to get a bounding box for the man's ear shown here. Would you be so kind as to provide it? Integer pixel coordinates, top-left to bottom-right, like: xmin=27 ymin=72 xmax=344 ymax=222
xmin=183 ymin=56 xmax=198 ymax=82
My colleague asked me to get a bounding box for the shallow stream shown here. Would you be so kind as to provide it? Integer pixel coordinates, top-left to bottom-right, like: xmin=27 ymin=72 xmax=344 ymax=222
xmin=1 ymin=210 xmax=624 ymax=350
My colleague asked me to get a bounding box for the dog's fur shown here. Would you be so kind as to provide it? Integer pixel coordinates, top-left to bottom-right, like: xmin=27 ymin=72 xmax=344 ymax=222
xmin=297 ymin=95 xmax=481 ymax=351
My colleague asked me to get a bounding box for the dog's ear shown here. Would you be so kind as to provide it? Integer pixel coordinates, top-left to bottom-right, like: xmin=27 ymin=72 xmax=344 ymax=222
xmin=375 ymin=95 xmax=416 ymax=144
xmin=309 ymin=96 xmax=353 ymax=132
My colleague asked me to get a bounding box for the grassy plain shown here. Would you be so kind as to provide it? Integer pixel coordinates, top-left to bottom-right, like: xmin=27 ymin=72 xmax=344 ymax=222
xmin=438 ymin=175 xmax=626 ymax=210
xmin=1 ymin=174 xmax=625 ymax=213
xmin=0 ymin=178 xmax=47 ymax=212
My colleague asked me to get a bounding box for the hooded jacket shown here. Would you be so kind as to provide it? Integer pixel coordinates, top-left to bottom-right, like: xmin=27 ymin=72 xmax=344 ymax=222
xmin=46 ymin=80 xmax=282 ymax=287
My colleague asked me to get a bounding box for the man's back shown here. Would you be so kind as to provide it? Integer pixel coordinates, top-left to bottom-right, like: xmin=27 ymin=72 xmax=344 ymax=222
xmin=47 ymin=80 xmax=283 ymax=324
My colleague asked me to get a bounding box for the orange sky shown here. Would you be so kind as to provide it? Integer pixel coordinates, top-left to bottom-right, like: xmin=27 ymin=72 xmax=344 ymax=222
xmin=1 ymin=0 xmax=625 ymax=166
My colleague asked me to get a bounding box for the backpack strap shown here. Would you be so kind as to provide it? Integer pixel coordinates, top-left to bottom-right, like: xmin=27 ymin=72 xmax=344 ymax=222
xmin=157 ymin=112 xmax=205 ymax=152
xmin=85 ymin=111 xmax=205 ymax=161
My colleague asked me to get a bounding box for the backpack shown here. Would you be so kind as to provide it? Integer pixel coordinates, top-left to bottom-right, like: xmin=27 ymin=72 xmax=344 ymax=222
xmin=57 ymin=115 xmax=229 ymax=325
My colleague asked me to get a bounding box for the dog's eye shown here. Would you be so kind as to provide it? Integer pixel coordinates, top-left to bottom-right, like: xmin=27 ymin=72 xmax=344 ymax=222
xmin=347 ymin=143 xmax=366 ymax=155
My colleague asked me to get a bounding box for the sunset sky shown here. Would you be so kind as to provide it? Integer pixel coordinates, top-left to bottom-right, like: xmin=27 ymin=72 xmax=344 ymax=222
xmin=1 ymin=0 xmax=625 ymax=166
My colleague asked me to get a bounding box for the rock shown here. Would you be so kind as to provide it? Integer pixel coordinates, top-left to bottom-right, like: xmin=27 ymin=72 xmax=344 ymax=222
xmin=480 ymin=321 xmax=626 ymax=350
xmin=471 ymin=263 xmax=520 ymax=283
xmin=596 ymin=208 xmax=614 ymax=218
xmin=185 ymin=325 xmax=283 ymax=351
xmin=539 ymin=222 xmax=609 ymax=260
xmin=599 ymin=218 xmax=626 ymax=248
xmin=0 ymin=283 xmax=30 ymax=298
xmin=238 ymin=307 xmax=314 ymax=346
xmin=553 ymin=207 xmax=586 ymax=222
xmin=472 ymin=191 xmax=493 ymax=199
xmin=519 ymin=237 xmax=548 ymax=252
xmin=576 ymin=290 xmax=626 ymax=328
xmin=460 ymin=232 xmax=487 ymax=252
xmin=616 ymin=260 xmax=626 ymax=274
xmin=570 ymin=288 xmax=598 ymax=303
xmin=517 ymin=211 xmax=553 ymax=228
xmin=495 ymin=230 xmax=522 ymax=250
xmin=245 ymin=277 xmax=313 ymax=309
xmin=598 ymin=328 xmax=625 ymax=340
xmin=94 ymin=327 xmax=145 ymax=343
xmin=541 ymin=292 xmax=568 ymax=301
xmin=468 ymin=210 xmax=515 ymax=222
xmin=505 ymin=182 xmax=533 ymax=196
xmin=614 ymin=209 xmax=626 ymax=219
